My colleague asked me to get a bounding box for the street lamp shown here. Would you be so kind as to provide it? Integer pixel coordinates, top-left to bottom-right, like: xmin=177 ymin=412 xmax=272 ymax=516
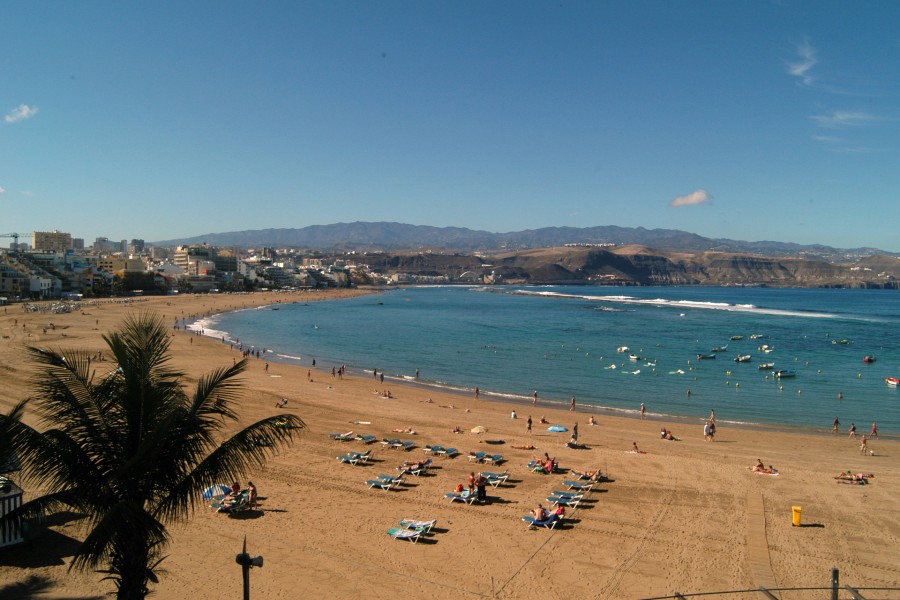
xmin=235 ymin=536 xmax=263 ymax=600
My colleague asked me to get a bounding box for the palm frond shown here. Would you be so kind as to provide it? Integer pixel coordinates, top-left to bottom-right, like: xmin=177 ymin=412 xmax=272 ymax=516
xmin=154 ymin=414 xmax=304 ymax=522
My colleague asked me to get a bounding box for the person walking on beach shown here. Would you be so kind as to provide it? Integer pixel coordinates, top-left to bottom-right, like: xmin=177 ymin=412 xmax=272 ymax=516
xmin=640 ymin=403 xmax=646 ymax=420
xmin=526 ymin=416 xmax=532 ymax=434
xmin=849 ymin=423 xmax=857 ymax=438
xmin=570 ymin=396 xmax=576 ymax=411
xmin=871 ymin=420 xmax=878 ymax=438
xmin=860 ymin=434 xmax=868 ymax=455
xmin=474 ymin=387 xmax=479 ymax=400
xmin=832 ymin=416 xmax=840 ymax=434
xmin=533 ymin=391 xmax=538 ymax=405
xmin=572 ymin=422 xmax=578 ymax=442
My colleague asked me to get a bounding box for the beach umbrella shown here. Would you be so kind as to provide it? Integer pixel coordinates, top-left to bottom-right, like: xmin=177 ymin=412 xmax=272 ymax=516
xmin=202 ymin=484 xmax=232 ymax=499
xmin=547 ymin=425 xmax=568 ymax=448
xmin=470 ymin=425 xmax=488 ymax=434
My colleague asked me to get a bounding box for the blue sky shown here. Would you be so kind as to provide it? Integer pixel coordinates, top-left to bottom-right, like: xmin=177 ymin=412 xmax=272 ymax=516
xmin=2 ymin=1 xmax=899 ymax=251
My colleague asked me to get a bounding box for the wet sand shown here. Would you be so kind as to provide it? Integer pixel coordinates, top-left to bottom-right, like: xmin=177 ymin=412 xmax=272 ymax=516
xmin=1 ymin=290 xmax=898 ymax=599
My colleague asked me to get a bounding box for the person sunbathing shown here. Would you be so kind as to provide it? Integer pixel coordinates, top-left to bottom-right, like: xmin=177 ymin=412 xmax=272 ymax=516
xmin=511 ymin=443 xmax=537 ymax=450
xmin=392 ymin=427 xmax=417 ymax=434
xmin=835 ymin=471 xmax=873 ymax=482
xmin=630 ymin=442 xmax=641 ymax=453
xmin=752 ymin=460 xmax=778 ymax=474
xmin=572 ymin=468 xmax=602 ymax=480
xmin=539 ymin=416 xmax=549 ymax=424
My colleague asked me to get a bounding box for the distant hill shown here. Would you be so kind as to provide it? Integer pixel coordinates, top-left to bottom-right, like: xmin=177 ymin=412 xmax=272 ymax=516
xmin=152 ymin=221 xmax=894 ymax=260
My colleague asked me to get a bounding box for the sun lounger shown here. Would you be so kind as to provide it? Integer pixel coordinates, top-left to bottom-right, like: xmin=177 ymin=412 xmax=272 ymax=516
xmin=397 ymin=458 xmax=431 ymax=476
xmin=393 ymin=440 xmax=415 ymax=451
xmin=423 ymin=445 xmax=444 ymax=455
xmin=329 ymin=431 xmax=355 ymax=441
xmin=376 ymin=474 xmax=403 ymax=483
xmin=468 ymin=451 xmax=487 ymax=462
xmin=355 ymin=434 xmax=377 ymax=444
xmin=399 ymin=519 xmax=437 ymax=532
xmin=445 ymin=490 xmax=477 ymax=504
xmin=367 ymin=478 xmax=400 ymax=491
xmin=337 ymin=450 xmax=372 ymax=465
xmin=548 ymin=494 xmax=582 ymax=508
xmin=381 ymin=438 xmax=400 ymax=447
xmin=387 ymin=527 xmax=422 ymax=542
xmin=441 ymin=447 xmax=459 ymax=458
xmin=528 ymin=460 xmax=556 ymax=474
xmin=563 ymin=480 xmax=594 ymax=491
xmin=522 ymin=513 xmax=561 ymax=530
xmin=483 ymin=454 xmax=504 ymax=465
xmin=481 ymin=471 xmax=509 ymax=487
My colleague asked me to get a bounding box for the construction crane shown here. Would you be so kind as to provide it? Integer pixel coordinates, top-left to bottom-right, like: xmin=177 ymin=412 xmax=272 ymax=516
xmin=1 ymin=233 xmax=21 ymax=255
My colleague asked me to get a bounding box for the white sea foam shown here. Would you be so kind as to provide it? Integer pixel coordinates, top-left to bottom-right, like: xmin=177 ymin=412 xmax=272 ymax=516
xmin=501 ymin=288 xmax=855 ymax=320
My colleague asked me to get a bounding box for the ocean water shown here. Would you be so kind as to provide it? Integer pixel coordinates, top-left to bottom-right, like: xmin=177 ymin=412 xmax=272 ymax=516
xmin=195 ymin=286 xmax=900 ymax=433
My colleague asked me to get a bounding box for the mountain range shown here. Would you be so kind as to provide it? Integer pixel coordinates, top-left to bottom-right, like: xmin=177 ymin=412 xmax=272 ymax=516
xmin=154 ymin=222 xmax=892 ymax=260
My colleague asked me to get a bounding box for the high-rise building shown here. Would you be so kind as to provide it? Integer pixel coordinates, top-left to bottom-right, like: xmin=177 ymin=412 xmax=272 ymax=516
xmin=32 ymin=230 xmax=73 ymax=253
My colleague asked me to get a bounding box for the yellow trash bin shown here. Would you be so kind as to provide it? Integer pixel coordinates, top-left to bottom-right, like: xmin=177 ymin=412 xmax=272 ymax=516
xmin=792 ymin=506 xmax=802 ymax=527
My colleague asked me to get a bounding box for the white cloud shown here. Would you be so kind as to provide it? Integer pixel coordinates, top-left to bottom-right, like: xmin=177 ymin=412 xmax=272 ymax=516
xmin=811 ymin=111 xmax=878 ymax=127
xmin=670 ymin=189 xmax=713 ymax=208
xmin=4 ymin=104 xmax=39 ymax=123
xmin=0 ymin=185 xmax=5 ymax=193
xmin=787 ymin=39 xmax=817 ymax=86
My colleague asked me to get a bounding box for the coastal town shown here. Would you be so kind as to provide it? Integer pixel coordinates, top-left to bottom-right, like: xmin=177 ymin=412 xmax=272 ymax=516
xmin=3 ymin=228 xmax=899 ymax=305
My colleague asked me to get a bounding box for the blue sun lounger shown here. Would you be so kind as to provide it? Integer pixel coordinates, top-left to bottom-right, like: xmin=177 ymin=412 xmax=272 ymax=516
xmin=355 ymin=434 xmax=377 ymax=444
xmin=329 ymin=431 xmax=354 ymax=441
xmin=367 ymin=478 xmax=401 ymax=491
xmin=483 ymin=454 xmax=504 ymax=465
xmin=522 ymin=513 xmax=562 ymax=530
xmin=481 ymin=471 xmax=509 ymax=487
xmin=468 ymin=451 xmax=487 ymax=462
xmin=563 ymin=480 xmax=594 ymax=491
xmin=399 ymin=519 xmax=437 ymax=533
xmin=393 ymin=440 xmax=415 ymax=451
xmin=548 ymin=494 xmax=582 ymax=508
xmin=445 ymin=490 xmax=477 ymax=504
xmin=387 ymin=527 xmax=422 ymax=542
xmin=381 ymin=438 xmax=400 ymax=447
xmin=441 ymin=447 xmax=459 ymax=458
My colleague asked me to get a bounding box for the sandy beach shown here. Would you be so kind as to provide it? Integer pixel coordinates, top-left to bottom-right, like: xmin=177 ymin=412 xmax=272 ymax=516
xmin=1 ymin=290 xmax=899 ymax=599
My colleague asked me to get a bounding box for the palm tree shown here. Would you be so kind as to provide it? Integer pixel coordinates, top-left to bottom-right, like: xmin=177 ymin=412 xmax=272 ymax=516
xmin=0 ymin=312 xmax=303 ymax=598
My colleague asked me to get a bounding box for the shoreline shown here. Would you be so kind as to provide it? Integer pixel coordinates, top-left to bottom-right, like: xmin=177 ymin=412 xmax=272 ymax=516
xmin=2 ymin=289 xmax=899 ymax=598
xmin=189 ymin=295 xmax=897 ymax=442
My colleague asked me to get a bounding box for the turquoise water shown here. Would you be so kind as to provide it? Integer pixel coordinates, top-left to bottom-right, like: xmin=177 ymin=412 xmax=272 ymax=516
xmin=196 ymin=286 xmax=900 ymax=433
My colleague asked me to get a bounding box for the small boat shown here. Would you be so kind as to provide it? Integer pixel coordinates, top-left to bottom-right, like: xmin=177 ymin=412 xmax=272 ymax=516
xmin=886 ymin=377 xmax=900 ymax=387
xmin=697 ymin=353 xmax=716 ymax=360
xmin=758 ymin=362 xmax=775 ymax=370
xmin=617 ymin=346 xmax=630 ymax=353
xmin=711 ymin=345 xmax=728 ymax=353
xmin=863 ymin=356 xmax=876 ymax=363
xmin=832 ymin=339 xmax=852 ymax=345
xmin=774 ymin=370 xmax=796 ymax=378
xmin=730 ymin=335 xmax=744 ymax=341
xmin=734 ymin=355 xmax=752 ymax=363
xmin=629 ymin=354 xmax=642 ymax=361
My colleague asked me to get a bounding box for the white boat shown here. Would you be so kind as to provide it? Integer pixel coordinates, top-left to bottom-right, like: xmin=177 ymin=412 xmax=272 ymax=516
xmin=758 ymin=363 xmax=775 ymax=370
xmin=617 ymin=346 xmax=630 ymax=353
xmin=734 ymin=355 xmax=752 ymax=363
xmin=886 ymin=377 xmax=900 ymax=387
xmin=774 ymin=370 xmax=796 ymax=378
